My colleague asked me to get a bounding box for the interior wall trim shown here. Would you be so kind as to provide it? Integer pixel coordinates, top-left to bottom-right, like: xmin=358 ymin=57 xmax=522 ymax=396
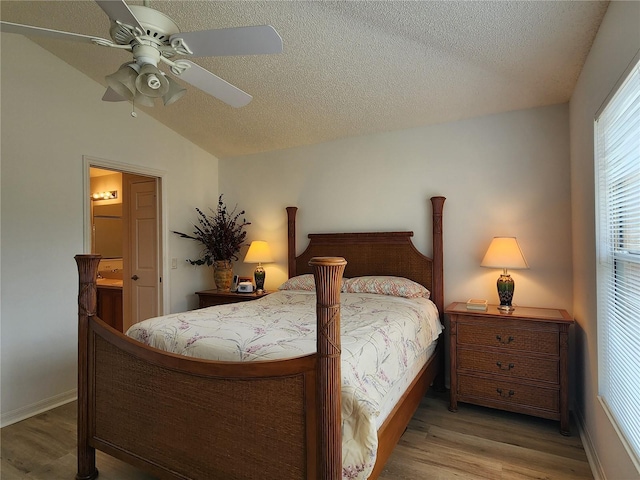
xmin=575 ymin=407 xmax=606 ymax=480
xmin=0 ymin=389 xmax=76 ymax=428
xmin=83 ymin=155 xmax=169 ymax=318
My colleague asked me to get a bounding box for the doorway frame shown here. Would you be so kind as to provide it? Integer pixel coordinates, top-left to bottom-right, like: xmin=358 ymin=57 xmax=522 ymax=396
xmin=83 ymin=155 xmax=169 ymax=317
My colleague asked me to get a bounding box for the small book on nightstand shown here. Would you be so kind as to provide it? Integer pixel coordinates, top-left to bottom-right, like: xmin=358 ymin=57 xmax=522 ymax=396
xmin=466 ymin=299 xmax=488 ymax=311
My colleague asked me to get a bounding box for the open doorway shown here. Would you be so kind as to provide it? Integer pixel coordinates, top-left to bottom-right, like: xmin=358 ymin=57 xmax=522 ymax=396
xmin=87 ymin=161 xmax=164 ymax=332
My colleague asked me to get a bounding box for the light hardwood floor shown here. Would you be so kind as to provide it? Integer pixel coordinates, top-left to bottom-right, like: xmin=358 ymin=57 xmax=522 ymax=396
xmin=1 ymin=390 xmax=592 ymax=479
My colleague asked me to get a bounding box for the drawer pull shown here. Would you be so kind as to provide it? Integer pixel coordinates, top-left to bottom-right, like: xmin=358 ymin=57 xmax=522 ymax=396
xmin=496 ymin=388 xmax=515 ymax=398
xmin=496 ymin=335 xmax=514 ymax=345
xmin=496 ymin=361 xmax=515 ymax=371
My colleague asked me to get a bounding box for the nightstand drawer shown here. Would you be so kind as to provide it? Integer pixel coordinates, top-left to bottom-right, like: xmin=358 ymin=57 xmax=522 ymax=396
xmin=458 ymin=374 xmax=559 ymax=413
xmin=457 ymin=348 xmax=559 ymax=383
xmin=457 ymin=322 xmax=558 ymax=355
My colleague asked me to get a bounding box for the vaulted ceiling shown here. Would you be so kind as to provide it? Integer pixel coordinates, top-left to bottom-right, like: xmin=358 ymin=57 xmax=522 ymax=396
xmin=1 ymin=1 xmax=609 ymax=158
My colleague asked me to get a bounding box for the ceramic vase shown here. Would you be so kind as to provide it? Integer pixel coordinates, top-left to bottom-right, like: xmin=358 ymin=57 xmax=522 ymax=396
xmin=213 ymin=260 xmax=233 ymax=291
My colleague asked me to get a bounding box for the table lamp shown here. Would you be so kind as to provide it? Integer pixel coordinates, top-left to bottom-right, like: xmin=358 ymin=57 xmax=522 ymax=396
xmin=480 ymin=237 xmax=529 ymax=311
xmin=244 ymin=240 xmax=274 ymax=293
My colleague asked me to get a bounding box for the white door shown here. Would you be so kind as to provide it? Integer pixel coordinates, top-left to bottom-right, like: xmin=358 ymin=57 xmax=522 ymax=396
xmin=122 ymin=174 xmax=161 ymax=331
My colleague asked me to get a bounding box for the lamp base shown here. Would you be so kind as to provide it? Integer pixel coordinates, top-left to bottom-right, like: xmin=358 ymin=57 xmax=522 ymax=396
xmin=254 ymin=264 xmax=266 ymax=293
xmin=497 ymin=273 xmax=515 ymax=312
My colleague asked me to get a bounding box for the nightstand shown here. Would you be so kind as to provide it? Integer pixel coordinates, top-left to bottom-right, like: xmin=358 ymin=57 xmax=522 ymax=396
xmin=445 ymin=302 xmax=574 ymax=435
xmin=196 ymin=289 xmax=270 ymax=308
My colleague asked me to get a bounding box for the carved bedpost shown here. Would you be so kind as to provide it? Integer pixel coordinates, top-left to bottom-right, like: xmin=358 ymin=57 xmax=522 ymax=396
xmin=287 ymin=207 xmax=298 ymax=279
xmin=430 ymin=197 xmax=446 ymax=316
xmin=430 ymin=197 xmax=446 ymax=392
xmin=75 ymin=254 xmax=101 ymax=480
xmin=310 ymin=256 xmax=347 ymax=480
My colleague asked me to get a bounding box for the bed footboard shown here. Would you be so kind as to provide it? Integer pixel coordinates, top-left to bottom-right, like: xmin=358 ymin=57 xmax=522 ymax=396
xmin=75 ymin=254 xmax=346 ymax=480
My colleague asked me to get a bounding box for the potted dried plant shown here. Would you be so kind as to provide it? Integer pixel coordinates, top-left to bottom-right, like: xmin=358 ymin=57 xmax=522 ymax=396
xmin=173 ymin=195 xmax=250 ymax=291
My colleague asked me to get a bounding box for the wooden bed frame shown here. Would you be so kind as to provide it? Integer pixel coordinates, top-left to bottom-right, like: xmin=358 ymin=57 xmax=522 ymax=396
xmin=75 ymin=196 xmax=445 ymax=480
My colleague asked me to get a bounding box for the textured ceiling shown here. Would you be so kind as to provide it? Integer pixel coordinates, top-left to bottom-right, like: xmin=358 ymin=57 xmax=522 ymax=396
xmin=1 ymin=1 xmax=609 ymax=159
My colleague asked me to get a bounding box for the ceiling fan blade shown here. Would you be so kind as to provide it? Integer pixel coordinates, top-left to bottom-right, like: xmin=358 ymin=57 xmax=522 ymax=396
xmin=175 ymin=61 xmax=252 ymax=108
xmin=0 ymin=21 xmax=110 ymax=44
xmin=102 ymin=87 xmax=126 ymax=102
xmin=94 ymin=0 xmax=144 ymax=32
xmin=171 ymin=25 xmax=283 ymax=57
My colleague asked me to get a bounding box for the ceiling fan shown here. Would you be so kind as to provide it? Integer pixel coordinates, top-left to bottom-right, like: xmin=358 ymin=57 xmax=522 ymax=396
xmin=0 ymin=0 xmax=283 ymax=109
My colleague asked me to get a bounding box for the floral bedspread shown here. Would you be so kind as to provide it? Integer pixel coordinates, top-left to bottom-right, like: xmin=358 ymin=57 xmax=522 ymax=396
xmin=127 ymin=290 xmax=442 ymax=480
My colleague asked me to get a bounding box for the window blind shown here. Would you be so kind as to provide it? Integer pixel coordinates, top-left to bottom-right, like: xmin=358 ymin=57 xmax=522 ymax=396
xmin=595 ymin=57 xmax=640 ymax=467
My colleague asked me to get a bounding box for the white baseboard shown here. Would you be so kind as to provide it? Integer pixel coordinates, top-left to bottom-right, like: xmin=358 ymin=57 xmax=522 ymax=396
xmin=1 ymin=389 xmax=77 ymax=428
xmin=575 ymin=407 xmax=606 ymax=480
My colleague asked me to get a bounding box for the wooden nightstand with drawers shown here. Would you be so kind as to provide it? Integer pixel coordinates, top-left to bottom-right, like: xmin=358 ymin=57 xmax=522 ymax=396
xmin=445 ymin=302 xmax=574 ymax=435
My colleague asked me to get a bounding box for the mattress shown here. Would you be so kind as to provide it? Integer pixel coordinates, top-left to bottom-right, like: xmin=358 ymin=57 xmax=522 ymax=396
xmin=127 ymin=289 xmax=442 ymax=480
xmin=374 ymin=341 xmax=438 ymax=429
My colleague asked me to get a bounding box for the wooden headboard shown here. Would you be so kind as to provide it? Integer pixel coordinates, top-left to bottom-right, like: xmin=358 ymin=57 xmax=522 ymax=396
xmin=286 ymin=197 xmax=445 ymax=316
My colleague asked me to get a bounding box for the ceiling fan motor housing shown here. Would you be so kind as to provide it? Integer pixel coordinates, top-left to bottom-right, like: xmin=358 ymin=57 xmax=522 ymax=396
xmin=132 ymin=44 xmax=161 ymax=66
xmin=109 ymin=5 xmax=180 ymax=47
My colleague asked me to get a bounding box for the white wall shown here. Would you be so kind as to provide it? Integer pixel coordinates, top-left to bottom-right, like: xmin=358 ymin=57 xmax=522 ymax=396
xmin=220 ymin=104 xmax=573 ymax=313
xmin=569 ymin=1 xmax=640 ymax=478
xmin=0 ymin=35 xmax=219 ymax=425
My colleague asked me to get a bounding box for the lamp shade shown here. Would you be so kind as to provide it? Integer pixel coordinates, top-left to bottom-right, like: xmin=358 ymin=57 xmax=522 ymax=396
xmin=135 ymin=64 xmax=169 ymax=97
xmin=163 ymin=76 xmax=187 ymax=106
xmin=244 ymin=241 xmax=274 ymax=264
xmin=133 ymin=91 xmax=156 ymax=107
xmin=481 ymin=237 xmax=529 ymax=269
xmin=105 ymin=63 xmax=139 ymax=100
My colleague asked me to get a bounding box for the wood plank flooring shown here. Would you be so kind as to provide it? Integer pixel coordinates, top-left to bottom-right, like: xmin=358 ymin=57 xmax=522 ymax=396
xmin=380 ymin=391 xmax=593 ymax=480
xmin=1 ymin=390 xmax=592 ymax=479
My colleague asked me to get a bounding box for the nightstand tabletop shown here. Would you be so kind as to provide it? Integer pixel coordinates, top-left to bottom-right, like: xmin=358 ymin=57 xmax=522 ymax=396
xmin=445 ymin=302 xmax=573 ymax=323
xmin=196 ymin=289 xmax=269 ymax=299
xmin=195 ymin=289 xmax=270 ymax=308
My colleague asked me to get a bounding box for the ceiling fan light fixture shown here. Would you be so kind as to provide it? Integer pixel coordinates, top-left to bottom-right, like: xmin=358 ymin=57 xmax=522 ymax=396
xmin=105 ymin=63 xmax=139 ymax=100
xmin=163 ymin=76 xmax=187 ymax=106
xmin=135 ymin=64 xmax=169 ymax=97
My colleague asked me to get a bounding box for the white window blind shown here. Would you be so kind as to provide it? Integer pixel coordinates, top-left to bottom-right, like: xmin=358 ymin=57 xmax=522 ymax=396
xmin=595 ymin=56 xmax=640 ymax=467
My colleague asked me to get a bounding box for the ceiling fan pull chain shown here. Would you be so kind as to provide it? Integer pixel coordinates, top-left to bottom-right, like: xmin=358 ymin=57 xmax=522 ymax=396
xmin=131 ymin=98 xmax=137 ymax=118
